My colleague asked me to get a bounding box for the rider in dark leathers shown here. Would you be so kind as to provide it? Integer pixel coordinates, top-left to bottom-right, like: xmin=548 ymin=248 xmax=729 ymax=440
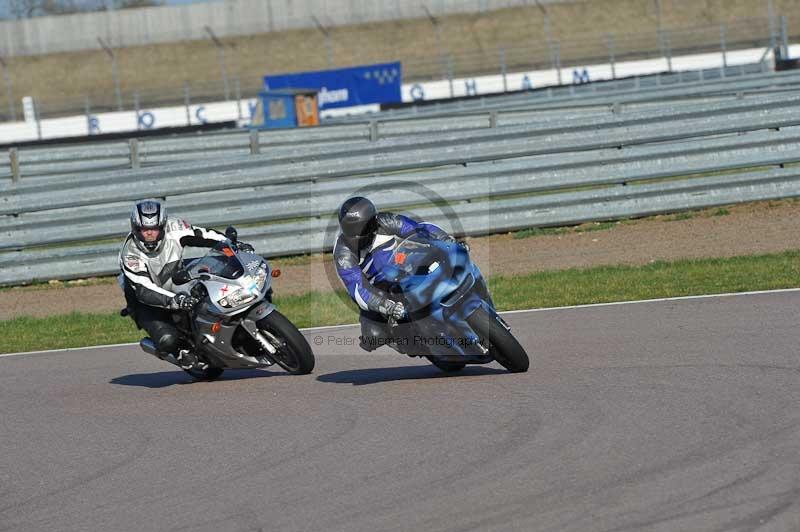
xmin=334 ymin=196 xmax=485 ymax=352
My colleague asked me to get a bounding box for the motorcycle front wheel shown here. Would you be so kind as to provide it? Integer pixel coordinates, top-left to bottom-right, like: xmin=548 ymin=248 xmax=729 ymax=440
xmin=466 ymin=307 xmax=529 ymax=373
xmin=256 ymin=310 xmax=315 ymax=375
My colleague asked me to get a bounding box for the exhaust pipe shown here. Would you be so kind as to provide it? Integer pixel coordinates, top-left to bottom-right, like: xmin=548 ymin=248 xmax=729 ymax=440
xmin=140 ymin=338 xmax=181 ymax=366
xmin=139 ymin=338 xmax=158 ymax=356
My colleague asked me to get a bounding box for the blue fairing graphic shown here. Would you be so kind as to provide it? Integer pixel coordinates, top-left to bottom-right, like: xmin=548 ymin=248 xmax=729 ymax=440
xmin=378 ymin=230 xmax=497 ymax=362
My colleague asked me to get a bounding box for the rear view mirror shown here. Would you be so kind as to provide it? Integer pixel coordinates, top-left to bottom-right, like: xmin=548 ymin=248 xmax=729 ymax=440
xmin=225 ymin=226 xmax=238 ymax=243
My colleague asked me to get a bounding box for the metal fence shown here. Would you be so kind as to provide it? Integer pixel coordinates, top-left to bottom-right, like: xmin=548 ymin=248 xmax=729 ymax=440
xmin=0 ymin=15 xmax=790 ymax=125
xmin=0 ymin=0 xmax=566 ymax=57
xmin=3 ymin=75 xmax=800 ymax=285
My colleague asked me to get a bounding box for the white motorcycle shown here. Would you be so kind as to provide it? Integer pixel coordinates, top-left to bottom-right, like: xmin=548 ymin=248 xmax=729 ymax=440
xmin=137 ymin=229 xmax=315 ymax=381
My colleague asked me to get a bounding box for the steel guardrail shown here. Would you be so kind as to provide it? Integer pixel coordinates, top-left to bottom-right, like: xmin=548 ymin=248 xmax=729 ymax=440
xmin=4 ymin=68 xmax=800 ymax=285
xmin=2 ymin=167 xmax=798 ymax=286
xmin=1 ymin=62 xmax=795 ymax=181
xmin=5 ymin=102 xmax=800 ymax=216
xmin=5 ymin=89 xmax=800 ymax=194
xmin=3 ymin=128 xmax=800 ymax=250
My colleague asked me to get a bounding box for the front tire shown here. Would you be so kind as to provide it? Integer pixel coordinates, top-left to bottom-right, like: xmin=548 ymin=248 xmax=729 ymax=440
xmin=466 ymin=307 xmax=529 ymax=373
xmin=257 ymin=310 xmax=315 ymax=375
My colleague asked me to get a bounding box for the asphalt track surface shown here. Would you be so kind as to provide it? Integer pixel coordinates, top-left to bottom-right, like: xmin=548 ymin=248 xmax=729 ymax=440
xmin=2 ymin=291 xmax=800 ymax=532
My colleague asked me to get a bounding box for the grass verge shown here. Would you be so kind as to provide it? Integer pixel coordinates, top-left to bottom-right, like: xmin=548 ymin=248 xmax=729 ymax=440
xmin=2 ymin=250 xmax=799 ymax=354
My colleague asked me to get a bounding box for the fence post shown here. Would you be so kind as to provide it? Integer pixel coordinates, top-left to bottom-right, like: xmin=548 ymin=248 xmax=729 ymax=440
xmin=553 ymin=42 xmax=562 ymax=85
xmin=205 ymin=26 xmax=230 ymax=100
xmin=9 ymin=148 xmax=20 ymax=183
xmin=780 ymin=15 xmax=789 ymax=59
xmin=768 ymin=0 xmax=777 ymax=52
xmin=720 ymin=24 xmax=728 ymax=70
xmin=129 ymin=139 xmax=140 ymax=169
xmin=98 ymin=37 xmax=123 ymax=112
xmin=499 ymin=48 xmax=508 ymax=93
xmin=489 ymin=111 xmax=498 ymax=128
xmin=33 ymin=98 xmax=42 ymax=140
xmin=661 ymin=32 xmax=673 ymax=72
xmin=369 ymin=120 xmax=379 ymax=142
xmin=183 ymin=82 xmax=191 ymax=126
xmin=606 ymin=35 xmax=616 ymax=79
xmin=133 ymin=91 xmax=141 ymax=130
xmin=447 ymin=55 xmax=455 ymax=98
xmin=234 ymin=77 xmax=242 ymax=121
xmin=422 ymin=5 xmax=447 ymax=89
xmin=0 ymin=56 xmax=15 ymax=122
xmin=249 ymin=129 xmax=260 ymax=154
xmin=84 ymin=97 xmax=93 ymax=135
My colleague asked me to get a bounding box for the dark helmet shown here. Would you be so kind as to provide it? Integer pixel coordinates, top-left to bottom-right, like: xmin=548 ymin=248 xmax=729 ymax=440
xmin=338 ymin=196 xmax=378 ymax=254
xmin=130 ymin=199 xmax=167 ymax=253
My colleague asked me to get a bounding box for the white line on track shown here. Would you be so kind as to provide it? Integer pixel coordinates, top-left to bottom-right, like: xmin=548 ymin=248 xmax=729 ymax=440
xmin=499 ymin=287 xmax=800 ymax=314
xmin=3 ymin=287 xmax=799 ymax=358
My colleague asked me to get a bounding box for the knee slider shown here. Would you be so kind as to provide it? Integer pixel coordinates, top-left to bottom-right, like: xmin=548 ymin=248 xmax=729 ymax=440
xmin=157 ymin=333 xmax=178 ymax=355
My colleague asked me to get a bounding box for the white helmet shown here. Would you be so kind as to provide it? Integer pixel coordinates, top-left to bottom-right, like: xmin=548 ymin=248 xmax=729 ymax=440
xmin=130 ymin=199 xmax=167 ymax=253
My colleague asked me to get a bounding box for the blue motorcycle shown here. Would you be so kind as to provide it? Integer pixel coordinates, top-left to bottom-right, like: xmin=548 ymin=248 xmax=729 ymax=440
xmin=374 ymin=230 xmax=529 ymax=373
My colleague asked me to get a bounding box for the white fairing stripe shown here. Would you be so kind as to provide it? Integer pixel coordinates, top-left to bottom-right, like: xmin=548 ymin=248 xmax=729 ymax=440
xmin=354 ymin=283 xmax=370 ymax=310
xmin=370 ymin=234 xmax=394 ymax=252
xmin=122 ymin=269 xmax=175 ymax=298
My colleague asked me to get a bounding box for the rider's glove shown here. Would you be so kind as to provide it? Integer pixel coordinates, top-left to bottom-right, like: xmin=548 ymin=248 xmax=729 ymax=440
xmin=237 ymin=242 xmax=255 ymax=253
xmin=171 ymin=293 xmax=199 ymax=311
xmin=380 ymin=300 xmax=407 ymax=320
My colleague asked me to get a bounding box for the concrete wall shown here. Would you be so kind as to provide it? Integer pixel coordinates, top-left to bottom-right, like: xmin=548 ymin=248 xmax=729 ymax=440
xmin=0 ymin=0 xmax=575 ymax=57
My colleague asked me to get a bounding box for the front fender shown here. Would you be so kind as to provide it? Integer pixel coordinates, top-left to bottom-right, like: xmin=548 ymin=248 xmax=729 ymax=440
xmin=242 ymin=301 xmax=276 ymax=333
xmin=238 ymin=302 xmax=278 ymax=362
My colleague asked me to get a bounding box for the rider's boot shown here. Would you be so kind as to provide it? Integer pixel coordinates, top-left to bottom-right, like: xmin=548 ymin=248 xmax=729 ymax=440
xmin=359 ymin=313 xmax=394 ymax=352
xmin=147 ymin=332 xmax=199 ymax=369
xmin=176 ymin=349 xmax=199 ymax=369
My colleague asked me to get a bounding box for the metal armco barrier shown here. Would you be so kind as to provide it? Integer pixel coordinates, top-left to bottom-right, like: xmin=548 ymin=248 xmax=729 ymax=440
xmin=3 ymin=129 xmax=800 ymax=250
xmin=6 ymin=98 xmax=800 ymax=213
xmin=3 ymin=69 xmax=800 ymax=285
xmin=0 ymin=63 xmax=794 ymax=183
xmin=2 ymin=168 xmax=798 ymax=286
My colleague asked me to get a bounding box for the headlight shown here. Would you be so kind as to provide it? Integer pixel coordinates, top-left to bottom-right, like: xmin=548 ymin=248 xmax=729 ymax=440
xmin=255 ymin=263 xmax=268 ymax=290
xmin=217 ymin=265 xmax=267 ymax=309
xmin=218 ymin=289 xmax=257 ymax=308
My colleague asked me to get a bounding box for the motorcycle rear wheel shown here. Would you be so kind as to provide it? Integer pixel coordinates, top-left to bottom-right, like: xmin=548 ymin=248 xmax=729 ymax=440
xmin=466 ymin=307 xmax=529 ymax=373
xmin=256 ymin=310 xmax=315 ymax=375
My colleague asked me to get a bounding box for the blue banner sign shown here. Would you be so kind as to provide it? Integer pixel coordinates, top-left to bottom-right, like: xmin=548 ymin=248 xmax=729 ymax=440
xmin=264 ymin=62 xmax=402 ymax=110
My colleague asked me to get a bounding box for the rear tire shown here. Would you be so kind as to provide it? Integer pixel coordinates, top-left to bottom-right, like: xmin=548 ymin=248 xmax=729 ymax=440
xmin=426 ymin=357 xmax=467 ymax=373
xmin=466 ymin=307 xmax=529 ymax=373
xmin=257 ymin=310 xmax=315 ymax=375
